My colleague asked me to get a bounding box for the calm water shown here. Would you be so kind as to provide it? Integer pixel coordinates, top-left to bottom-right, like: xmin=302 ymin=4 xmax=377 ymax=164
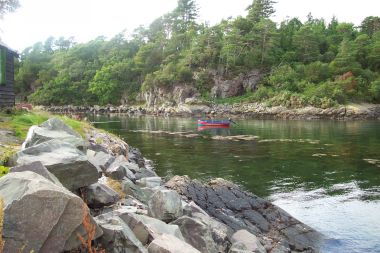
xmin=90 ymin=115 xmax=380 ymax=253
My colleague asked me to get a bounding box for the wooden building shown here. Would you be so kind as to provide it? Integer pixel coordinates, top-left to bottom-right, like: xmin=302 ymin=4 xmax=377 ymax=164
xmin=0 ymin=42 xmax=18 ymax=107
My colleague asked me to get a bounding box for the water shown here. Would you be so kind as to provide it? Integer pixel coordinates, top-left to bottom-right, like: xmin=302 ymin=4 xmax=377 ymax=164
xmin=90 ymin=115 xmax=380 ymax=253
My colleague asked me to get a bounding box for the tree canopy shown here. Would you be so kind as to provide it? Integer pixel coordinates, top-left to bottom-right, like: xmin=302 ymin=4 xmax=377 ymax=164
xmin=14 ymin=0 xmax=380 ymax=107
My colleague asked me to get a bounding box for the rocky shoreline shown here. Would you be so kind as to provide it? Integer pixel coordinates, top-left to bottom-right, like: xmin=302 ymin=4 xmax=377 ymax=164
xmin=43 ymin=102 xmax=380 ymax=120
xmin=1 ymin=117 xmax=323 ymax=252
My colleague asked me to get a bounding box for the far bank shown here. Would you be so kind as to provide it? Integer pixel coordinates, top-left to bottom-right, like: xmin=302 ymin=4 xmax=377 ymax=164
xmin=43 ymin=102 xmax=380 ymax=120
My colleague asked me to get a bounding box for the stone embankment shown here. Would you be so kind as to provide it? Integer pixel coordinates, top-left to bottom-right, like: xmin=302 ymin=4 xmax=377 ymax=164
xmin=1 ymin=118 xmax=323 ymax=252
xmin=44 ymin=102 xmax=380 ymax=120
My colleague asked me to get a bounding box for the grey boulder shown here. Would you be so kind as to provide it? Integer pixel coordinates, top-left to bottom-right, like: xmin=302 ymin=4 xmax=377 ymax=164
xmin=22 ymin=117 xmax=86 ymax=150
xmin=120 ymin=212 xmax=184 ymax=245
xmin=0 ymin=171 xmax=102 ymax=253
xmin=171 ymin=215 xmax=219 ymax=253
xmin=106 ymin=155 xmax=137 ymax=181
xmin=148 ymin=189 xmax=183 ymax=222
xmin=95 ymin=212 xmax=147 ymax=253
xmin=10 ymin=161 xmax=63 ymax=187
xmin=136 ymin=177 xmax=162 ymax=188
xmin=87 ymin=149 xmax=115 ymax=174
xmin=83 ymin=182 xmax=120 ymax=208
xmin=147 ymin=234 xmax=201 ymax=253
xmin=12 ymin=139 xmax=99 ymax=191
xmin=229 ymin=230 xmax=266 ymax=253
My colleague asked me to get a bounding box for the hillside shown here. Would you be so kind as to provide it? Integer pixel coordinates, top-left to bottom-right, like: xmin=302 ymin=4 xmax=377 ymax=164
xmin=15 ymin=0 xmax=380 ymax=109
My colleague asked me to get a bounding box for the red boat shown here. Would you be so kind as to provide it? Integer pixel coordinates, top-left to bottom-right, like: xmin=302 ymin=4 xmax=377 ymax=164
xmin=197 ymin=119 xmax=231 ymax=127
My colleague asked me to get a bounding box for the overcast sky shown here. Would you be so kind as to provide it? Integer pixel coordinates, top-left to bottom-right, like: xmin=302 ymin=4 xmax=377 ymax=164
xmin=0 ymin=0 xmax=379 ymax=52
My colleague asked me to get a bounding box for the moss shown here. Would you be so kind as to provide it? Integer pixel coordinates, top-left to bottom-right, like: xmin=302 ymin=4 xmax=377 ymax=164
xmin=0 ymin=166 xmax=9 ymax=178
xmin=106 ymin=178 xmax=126 ymax=198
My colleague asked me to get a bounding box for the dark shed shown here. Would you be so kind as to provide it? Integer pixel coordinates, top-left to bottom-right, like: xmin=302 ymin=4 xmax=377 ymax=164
xmin=0 ymin=42 xmax=18 ymax=107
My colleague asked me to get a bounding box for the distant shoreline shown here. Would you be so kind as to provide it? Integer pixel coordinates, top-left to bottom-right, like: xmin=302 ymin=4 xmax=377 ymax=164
xmin=42 ymin=103 xmax=380 ymax=120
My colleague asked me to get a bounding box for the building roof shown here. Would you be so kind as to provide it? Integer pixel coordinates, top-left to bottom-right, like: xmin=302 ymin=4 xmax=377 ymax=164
xmin=0 ymin=41 xmax=18 ymax=56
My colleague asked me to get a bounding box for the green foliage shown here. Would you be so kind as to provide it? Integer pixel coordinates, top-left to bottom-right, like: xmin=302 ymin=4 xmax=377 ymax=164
xmin=0 ymin=166 xmax=9 ymax=177
xmin=369 ymin=77 xmax=380 ymax=102
xmin=12 ymin=0 xmax=380 ymax=108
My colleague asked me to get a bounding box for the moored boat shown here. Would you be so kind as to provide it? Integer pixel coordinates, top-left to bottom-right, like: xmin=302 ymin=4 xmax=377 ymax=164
xmin=197 ymin=119 xmax=230 ymax=127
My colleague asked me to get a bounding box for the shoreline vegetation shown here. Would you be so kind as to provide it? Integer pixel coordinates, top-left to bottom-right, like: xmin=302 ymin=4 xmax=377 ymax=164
xmin=14 ymin=1 xmax=380 ymax=111
xmin=0 ymin=110 xmax=323 ymax=252
xmin=43 ymin=102 xmax=380 ymax=120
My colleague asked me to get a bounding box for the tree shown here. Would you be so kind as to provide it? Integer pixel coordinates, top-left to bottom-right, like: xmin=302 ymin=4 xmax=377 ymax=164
xmin=172 ymin=0 xmax=198 ymax=33
xmin=361 ymin=16 xmax=380 ymax=37
xmin=293 ymin=25 xmax=320 ymax=63
xmin=0 ymin=0 xmax=19 ymax=18
xmin=246 ymin=0 xmax=276 ymax=23
xmin=329 ymin=39 xmax=361 ymax=75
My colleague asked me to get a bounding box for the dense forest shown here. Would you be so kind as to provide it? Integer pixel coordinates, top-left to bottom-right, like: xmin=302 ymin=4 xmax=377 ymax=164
xmin=15 ymin=0 xmax=380 ymax=108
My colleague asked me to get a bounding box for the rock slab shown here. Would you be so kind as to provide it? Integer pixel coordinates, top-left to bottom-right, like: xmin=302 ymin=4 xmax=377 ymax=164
xmin=0 ymin=171 xmax=102 ymax=253
xmin=13 ymin=139 xmax=99 ymax=191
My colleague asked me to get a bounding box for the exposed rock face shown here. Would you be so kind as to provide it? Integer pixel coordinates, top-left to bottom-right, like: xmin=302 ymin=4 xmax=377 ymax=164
xmin=83 ymin=182 xmax=120 ymax=208
xmin=13 ymin=139 xmax=99 ymax=191
xmin=211 ymin=69 xmax=264 ymax=98
xmin=95 ymin=212 xmax=147 ymax=253
xmin=120 ymin=212 xmax=184 ymax=245
xmin=141 ymin=85 xmax=200 ymax=108
xmin=147 ymin=234 xmax=201 ymax=253
xmin=10 ymin=161 xmax=63 ymax=187
xmin=147 ymin=189 xmax=183 ymax=223
xmin=22 ymin=117 xmax=85 ymax=150
xmin=171 ymin=215 xmax=220 ymax=253
xmin=166 ymin=176 xmax=323 ymax=252
xmin=0 ymin=171 xmax=102 ymax=253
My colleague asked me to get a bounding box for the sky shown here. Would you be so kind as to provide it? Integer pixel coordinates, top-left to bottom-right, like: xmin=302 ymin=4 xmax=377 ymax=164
xmin=0 ymin=0 xmax=379 ymax=52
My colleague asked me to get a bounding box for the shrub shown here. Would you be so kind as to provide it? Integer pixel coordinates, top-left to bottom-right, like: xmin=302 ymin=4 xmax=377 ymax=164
xmin=369 ymin=78 xmax=380 ymax=102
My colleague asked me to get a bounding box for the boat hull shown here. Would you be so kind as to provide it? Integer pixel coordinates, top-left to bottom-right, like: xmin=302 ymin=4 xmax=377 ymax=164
xmin=197 ymin=120 xmax=230 ymax=127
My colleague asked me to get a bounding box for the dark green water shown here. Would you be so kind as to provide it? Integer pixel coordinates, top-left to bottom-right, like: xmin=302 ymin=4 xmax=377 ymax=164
xmin=90 ymin=115 xmax=380 ymax=253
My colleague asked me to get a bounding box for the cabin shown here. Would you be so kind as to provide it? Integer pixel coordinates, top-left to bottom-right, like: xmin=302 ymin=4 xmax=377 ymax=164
xmin=0 ymin=42 xmax=18 ymax=107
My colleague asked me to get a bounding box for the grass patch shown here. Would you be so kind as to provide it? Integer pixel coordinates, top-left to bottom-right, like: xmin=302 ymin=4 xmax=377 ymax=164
xmin=0 ymin=109 xmax=92 ymax=139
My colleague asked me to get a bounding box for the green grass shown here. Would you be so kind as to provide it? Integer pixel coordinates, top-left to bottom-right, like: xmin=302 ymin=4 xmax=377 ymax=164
xmin=9 ymin=112 xmax=49 ymax=139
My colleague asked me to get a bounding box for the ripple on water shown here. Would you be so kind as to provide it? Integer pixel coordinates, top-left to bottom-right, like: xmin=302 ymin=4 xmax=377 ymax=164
xmin=270 ymin=182 xmax=380 ymax=253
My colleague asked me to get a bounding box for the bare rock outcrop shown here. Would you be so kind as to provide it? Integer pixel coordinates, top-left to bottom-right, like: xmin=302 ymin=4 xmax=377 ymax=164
xmin=166 ymin=176 xmax=323 ymax=252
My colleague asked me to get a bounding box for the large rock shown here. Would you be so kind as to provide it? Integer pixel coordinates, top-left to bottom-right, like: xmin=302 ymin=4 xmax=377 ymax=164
xmin=186 ymin=210 xmax=233 ymax=253
xmin=83 ymin=182 xmax=120 ymax=208
xmin=12 ymin=139 xmax=99 ymax=191
xmin=10 ymin=161 xmax=63 ymax=187
xmin=230 ymin=230 xmax=266 ymax=253
xmin=171 ymin=215 xmax=219 ymax=253
xmin=106 ymin=155 xmax=136 ymax=181
xmin=166 ymin=176 xmax=323 ymax=252
xmin=87 ymin=130 xmax=129 ymax=157
xmin=94 ymin=212 xmax=147 ymax=253
xmin=120 ymin=212 xmax=184 ymax=245
xmin=147 ymin=234 xmax=201 ymax=253
xmin=136 ymin=177 xmax=162 ymax=188
xmin=148 ymin=189 xmax=183 ymax=222
xmin=87 ymin=149 xmax=115 ymax=173
xmin=0 ymin=171 xmax=102 ymax=253
xmin=22 ymin=117 xmax=86 ymax=150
